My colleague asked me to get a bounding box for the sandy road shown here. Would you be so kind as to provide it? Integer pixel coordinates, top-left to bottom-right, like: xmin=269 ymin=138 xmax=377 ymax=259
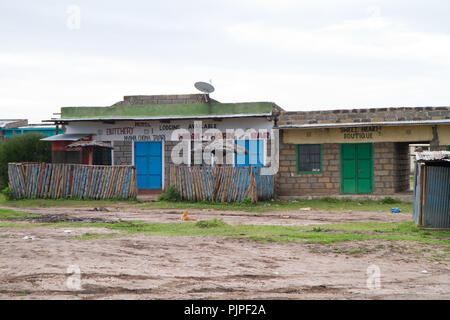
xmin=0 ymin=207 xmax=448 ymax=300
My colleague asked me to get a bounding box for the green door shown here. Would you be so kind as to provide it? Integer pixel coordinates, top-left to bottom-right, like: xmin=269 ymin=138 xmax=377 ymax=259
xmin=340 ymin=143 xmax=373 ymax=194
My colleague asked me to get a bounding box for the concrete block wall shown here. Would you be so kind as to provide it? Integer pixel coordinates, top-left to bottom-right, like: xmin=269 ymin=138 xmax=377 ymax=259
xmin=278 ymin=106 xmax=450 ymax=126
xmin=276 ymin=141 xmax=341 ymax=197
xmin=394 ymin=143 xmax=411 ymax=192
xmin=112 ymin=141 xmax=132 ymax=165
xmin=276 ymin=139 xmax=411 ymax=197
xmin=113 ymin=94 xmax=219 ymax=106
xmin=372 ymin=142 xmax=410 ymax=194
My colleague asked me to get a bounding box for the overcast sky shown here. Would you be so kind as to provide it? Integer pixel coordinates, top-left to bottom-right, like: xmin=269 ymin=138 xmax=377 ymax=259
xmin=1 ymin=0 xmax=450 ymax=123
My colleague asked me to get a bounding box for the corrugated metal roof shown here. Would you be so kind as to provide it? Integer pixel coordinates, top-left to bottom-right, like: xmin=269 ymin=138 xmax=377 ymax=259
xmin=66 ymin=141 xmax=113 ymax=148
xmin=40 ymin=133 xmax=92 ymax=141
xmin=415 ymin=151 xmax=450 ymax=162
xmin=0 ymin=120 xmax=26 ymax=128
xmin=192 ymin=140 xmax=249 ymax=154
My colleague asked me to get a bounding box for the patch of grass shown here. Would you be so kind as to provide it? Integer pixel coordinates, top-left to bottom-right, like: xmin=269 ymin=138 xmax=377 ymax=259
xmin=70 ymin=232 xmax=124 ymax=240
xmin=140 ymin=197 xmax=413 ymax=214
xmin=0 ymin=192 xmax=413 ymax=214
xmin=0 ymin=193 xmax=140 ymax=208
xmin=195 ymin=218 xmax=228 ymax=228
xmin=0 ymin=215 xmax=447 ymax=247
xmin=100 ymin=220 xmax=450 ymax=245
xmin=379 ymin=197 xmax=402 ymax=204
xmin=0 ymin=208 xmax=39 ymax=220
xmin=0 ymin=220 xmax=109 ymax=229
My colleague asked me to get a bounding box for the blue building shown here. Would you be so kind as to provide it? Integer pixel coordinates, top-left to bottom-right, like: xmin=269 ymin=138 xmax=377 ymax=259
xmin=1 ymin=122 xmax=61 ymax=139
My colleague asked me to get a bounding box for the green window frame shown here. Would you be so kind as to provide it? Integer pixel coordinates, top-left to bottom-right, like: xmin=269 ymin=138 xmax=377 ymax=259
xmin=296 ymin=144 xmax=322 ymax=174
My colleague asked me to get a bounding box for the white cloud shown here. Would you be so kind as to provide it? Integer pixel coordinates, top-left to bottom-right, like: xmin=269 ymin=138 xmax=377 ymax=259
xmin=1 ymin=50 xmax=447 ymax=124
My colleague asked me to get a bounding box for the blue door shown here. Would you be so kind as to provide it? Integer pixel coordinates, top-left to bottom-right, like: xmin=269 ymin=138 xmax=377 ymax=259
xmin=134 ymin=141 xmax=162 ymax=190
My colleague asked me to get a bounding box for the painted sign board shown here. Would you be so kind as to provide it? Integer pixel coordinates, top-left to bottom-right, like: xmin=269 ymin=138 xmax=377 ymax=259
xmin=65 ymin=118 xmax=273 ymax=142
xmin=283 ymin=125 xmax=450 ymax=144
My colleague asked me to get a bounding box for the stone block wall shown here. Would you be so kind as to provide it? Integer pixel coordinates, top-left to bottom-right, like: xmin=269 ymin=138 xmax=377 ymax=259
xmin=373 ymin=142 xmax=410 ymax=194
xmin=112 ymin=141 xmax=132 ymax=165
xmin=276 ymin=138 xmax=411 ymax=197
xmin=278 ymin=107 xmax=450 ymax=126
xmin=113 ymin=94 xmax=219 ymax=106
xmin=276 ymin=140 xmax=341 ymax=197
xmin=394 ymin=143 xmax=411 ymax=192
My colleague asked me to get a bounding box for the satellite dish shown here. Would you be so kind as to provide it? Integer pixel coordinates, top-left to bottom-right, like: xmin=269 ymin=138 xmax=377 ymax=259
xmin=195 ymin=81 xmax=215 ymax=94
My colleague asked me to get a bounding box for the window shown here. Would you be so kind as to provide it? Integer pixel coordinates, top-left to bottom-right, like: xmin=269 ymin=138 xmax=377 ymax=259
xmin=296 ymin=144 xmax=321 ymax=173
xmin=235 ymin=140 xmax=264 ymax=167
xmin=93 ymin=147 xmax=112 ymax=165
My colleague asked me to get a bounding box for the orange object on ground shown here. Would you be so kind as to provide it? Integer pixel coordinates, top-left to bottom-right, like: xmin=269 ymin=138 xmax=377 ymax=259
xmin=181 ymin=211 xmax=197 ymax=221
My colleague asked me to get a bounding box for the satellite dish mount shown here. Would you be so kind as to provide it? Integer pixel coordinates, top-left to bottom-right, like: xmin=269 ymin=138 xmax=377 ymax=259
xmin=194 ymin=81 xmax=215 ymax=103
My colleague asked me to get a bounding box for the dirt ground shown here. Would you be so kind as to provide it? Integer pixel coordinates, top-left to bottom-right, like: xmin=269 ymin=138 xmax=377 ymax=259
xmin=0 ymin=207 xmax=448 ymax=300
xmin=4 ymin=205 xmax=413 ymax=226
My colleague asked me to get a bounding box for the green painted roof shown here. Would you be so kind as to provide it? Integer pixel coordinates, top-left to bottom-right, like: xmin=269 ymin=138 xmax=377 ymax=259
xmin=61 ymin=102 xmax=274 ymax=119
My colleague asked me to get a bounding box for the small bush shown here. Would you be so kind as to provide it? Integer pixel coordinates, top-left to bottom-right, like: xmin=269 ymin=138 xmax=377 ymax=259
xmin=321 ymin=197 xmax=340 ymax=203
xmin=241 ymin=197 xmax=253 ymax=205
xmin=379 ymin=197 xmax=401 ymax=204
xmin=1 ymin=187 xmax=14 ymax=200
xmin=0 ymin=134 xmax=51 ymax=189
xmin=195 ymin=218 xmax=228 ymax=228
xmin=158 ymin=186 xmax=180 ymax=202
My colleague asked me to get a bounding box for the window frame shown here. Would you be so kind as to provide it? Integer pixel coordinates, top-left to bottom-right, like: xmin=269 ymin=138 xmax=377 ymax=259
xmin=235 ymin=139 xmax=264 ymax=167
xmin=296 ymin=144 xmax=322 ymax=174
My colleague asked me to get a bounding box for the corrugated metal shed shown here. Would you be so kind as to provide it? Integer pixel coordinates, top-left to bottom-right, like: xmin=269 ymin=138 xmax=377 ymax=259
xmin=413 ymin=152 xmax=450 ymax=229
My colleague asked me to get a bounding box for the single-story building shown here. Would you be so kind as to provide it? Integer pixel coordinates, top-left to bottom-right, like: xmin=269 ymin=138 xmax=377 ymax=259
xmin=43 ymin=94 xmax=283 ymax=192
xmin=275 ymin=107 xmax=450 ymax=198
xmin=2 ymin=124 xmax=62 ymax=138
xmin=43 ymin=92 xmax=450 ymax=199
xmin=0 ymin=119 xmax=28 ymax=140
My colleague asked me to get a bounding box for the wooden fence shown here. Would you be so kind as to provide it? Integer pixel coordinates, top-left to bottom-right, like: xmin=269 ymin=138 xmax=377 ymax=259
xmin=8 ymin=163 xmax=138 ymax=199
xmin=169 ymin=165 xmax=274 ymax=202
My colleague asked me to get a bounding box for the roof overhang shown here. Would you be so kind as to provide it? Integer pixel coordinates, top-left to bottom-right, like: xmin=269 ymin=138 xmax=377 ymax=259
xmin=415 ymin=151 xmax=450 ymax=162
xmin=66 ymin=141 xmax=113 ymax=149
xmin=277 ymin=119 xmax=450 ymax=129
xmin=43 ymin=112 xmax=273 ymax=124
xmin=40 ymin=133 xmax=92 ymax=141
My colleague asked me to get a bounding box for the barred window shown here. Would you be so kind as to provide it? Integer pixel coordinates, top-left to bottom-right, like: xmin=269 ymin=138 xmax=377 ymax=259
xmin=296 ymin=144 xmax=321 ymax=173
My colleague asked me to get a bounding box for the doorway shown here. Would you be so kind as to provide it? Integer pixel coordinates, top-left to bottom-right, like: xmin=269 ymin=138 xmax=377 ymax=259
xmin=134 ymin=141 xmax=163 ymax=190
xmin=340 ymin=143 xmax=373 ymax=194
